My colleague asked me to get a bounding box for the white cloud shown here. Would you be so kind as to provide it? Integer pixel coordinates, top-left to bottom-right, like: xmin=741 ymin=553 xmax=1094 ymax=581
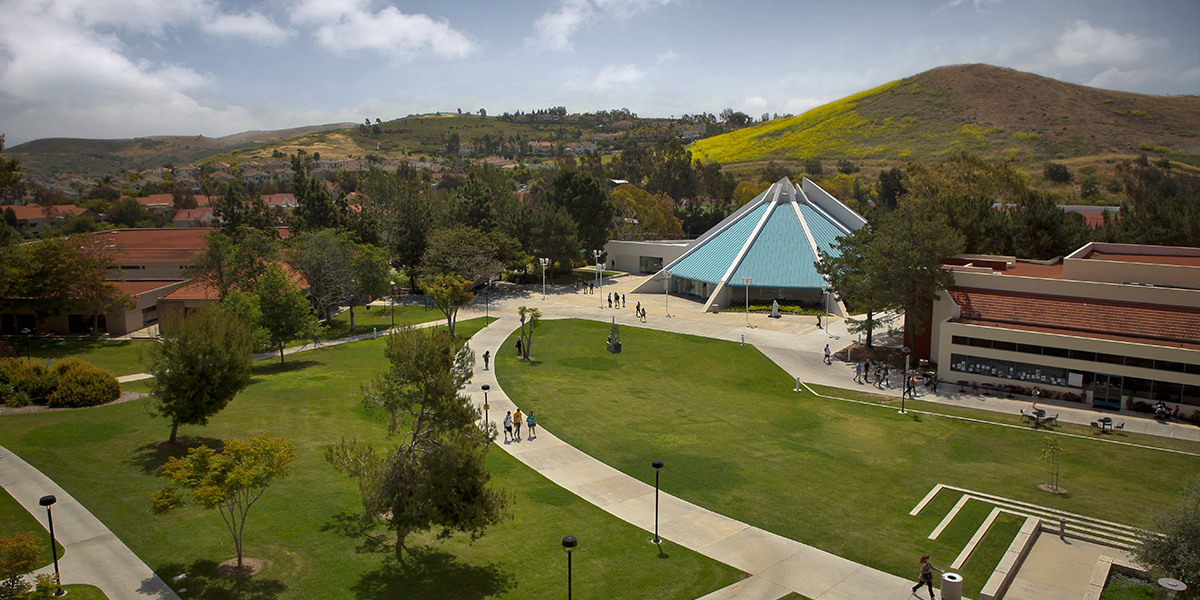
xmin=1176 ymin=66 xmax=1200 ymax=91
xmin=203 ymin=12 xmax=293 ymax=46
xmin=937 ymin=0 xmax=1000 ymax=12
xmin=594 ymin=64 xmax=644 ymax=90
xmin=656 ymin=50 xmax=677 ymax=64
xmin=783 ymin=97 xmax=823 ymax=115
xmin=528 ymin=0 xmax=678 ymax=51
xmin=291 ymin=0 xmax=472 ymax=60
xmin=1053 ymin=20 xmax=1164 ymax=67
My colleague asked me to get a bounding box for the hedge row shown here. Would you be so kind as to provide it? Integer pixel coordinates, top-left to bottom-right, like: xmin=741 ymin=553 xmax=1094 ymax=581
xmin=0 ymin=358 xmax=121 ymax=408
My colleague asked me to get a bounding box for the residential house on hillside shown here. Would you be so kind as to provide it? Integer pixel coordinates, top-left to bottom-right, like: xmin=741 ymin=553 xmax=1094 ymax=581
xmin=171 ymin=207 xmax=215 ymax=228
xmin=9 ymin=204 xmax=99 ymax=235
xmin=529 ymin=141 xmax=555 ymax=155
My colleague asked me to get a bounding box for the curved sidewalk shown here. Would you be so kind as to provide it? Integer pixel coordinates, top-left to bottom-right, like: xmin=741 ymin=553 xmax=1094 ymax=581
xmin=0 ymin=445 xmax=179 ymax=600
xmin=466 ymin=316 xmax=912 ymax=600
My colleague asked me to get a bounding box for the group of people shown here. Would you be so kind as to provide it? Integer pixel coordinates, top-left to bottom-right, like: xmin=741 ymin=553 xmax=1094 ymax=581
xmin=503 ymin=409 xmax=537 ymax=442
xmin=606 ymin=293 xmax=626 ymax=308
xmin=853 ymin=359 xmax=890 ymax=388
xmin=574 ymin=280 xmax=597 ymax=294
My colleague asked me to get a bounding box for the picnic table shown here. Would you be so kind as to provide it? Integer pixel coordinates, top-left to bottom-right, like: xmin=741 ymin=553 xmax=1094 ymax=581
xmin=1098 ymin=416 xmax=1114 ymax=432
xmin=957 ymin=380 xmax=969 ymax=393
xmin=980 ymin=383 xmax=995 ymax=396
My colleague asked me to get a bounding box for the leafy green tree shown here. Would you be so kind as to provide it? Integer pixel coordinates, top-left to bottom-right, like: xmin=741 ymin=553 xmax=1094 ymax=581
xmin=903 ymin=154 xmax=1024 ymax=254
xmin=5 ymin=235 xmax=133 ymax=331
xmin=646 ymin=139 xmax=696 ymax=200
xmin=109 ymin=196 xmax=151 ymax=228
xmin=191 ymin=230 xmax=281 ymax=299
xmin=815 ymin=222 xmax=892 ymax=348
xmin=876 ymin=167 xmax=906 ymax=211
xmin=610 ymin=185 xmax=683 ymax=241
xmin=219 ymin=289 xmax=271 ymax=352
xmin=995 ymin=190 xmax=1089 ymax=259
xmin=360 ymin=168 xmax=438 ymax=290
xmin=151 ymin=436 xmax=297 ymax=569
xmin=1043 ymin=162 xmax=1072 ymax=183
xmin=421 ymin=274 xmax=473 ymax=338
xmin=341 ymin=241 xmax=391 ymax=330
xmin=517 ymin=305 xmax=541 ymax=361
xmin=544 ymin=169 xmax=614 ymax=254
xmin=0 ymin=133 xmax=27 ymax=205
xmin=803 ymin=159 xmax=823 ymax=176
xmin=0 ymin=531 xmax=44 ymax=598
xmin=255 ymin=264 xmax=319 ymax=363
xmin=287 ymin=229 xmax=349 ymax=323
xmin=289 ymin=158 xmax=347 ymax=234
xmin=326 ymin=326 xmax=510 ymax=560
xmin=145 ymin=305 xmax=254 ymax=444
xmin=760 ymin=161 xmax=794 ymax=183
xmin=212 ymin=185 xmax=277 ymax=240
xmin=1131 ymin=473 xmax=1200 ymax=592
xmin=422 ymin=227 xmax=511 ymax=287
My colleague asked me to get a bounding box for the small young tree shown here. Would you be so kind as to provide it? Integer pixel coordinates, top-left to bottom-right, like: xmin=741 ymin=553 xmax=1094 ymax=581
xmin=517 ymin=306 xmax=541 ymax=361
xmin=422 ymin=274 xmax=473 ymax=338
xmin=1040 ymin=437 xmax=1062 ymax=493
xmin=151 ymin=436 xmax=296 ymax=570
xmin=1131 ymin=473 xmax=1200 ymax=592
xmin=256 ymin=264 xmax=319 ymax=363
xmin=325 ymin=326 xmax=510 ymax=560
xmin=0 ymin=531 xmax=44 ymax=598
xmin=145 ymin=305 xmax=254 ymax=444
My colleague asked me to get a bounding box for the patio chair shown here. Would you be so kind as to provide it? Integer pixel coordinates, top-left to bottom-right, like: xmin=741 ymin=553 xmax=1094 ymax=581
xmin=1090 ymin=421 xmax=1100 ymax=433
xmin=1020 ymin=409 xmax=1030 ymax=423
xmin=1044 ymin=413 xmax=1059 ymax=426
xmin=1115 ymin=422 xmax=1125 ymax=433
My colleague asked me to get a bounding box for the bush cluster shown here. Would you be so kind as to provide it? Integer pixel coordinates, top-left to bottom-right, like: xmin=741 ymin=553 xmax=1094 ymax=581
xmin=0 ymin=358 xmax=120 ymax=409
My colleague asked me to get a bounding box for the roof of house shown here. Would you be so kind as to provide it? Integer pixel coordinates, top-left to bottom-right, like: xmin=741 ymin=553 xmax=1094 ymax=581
xmin=9 ymin=204 xmax=93 ymax=220
xmin=111 ymin=280 xmax=184 ymax=295
xmin=662 ymin=178 xmax=865 ymax=290
xmin=172 ymin=208 xmax=214 ymax=222
xmin=162 ymin=278 xmax=219 ymax=301
xmin=948 ymin=286 xmax=1200 ymax=350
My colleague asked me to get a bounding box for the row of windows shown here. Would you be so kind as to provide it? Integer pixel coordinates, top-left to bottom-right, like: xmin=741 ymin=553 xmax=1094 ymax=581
xmin=949 ymin=353 xmax=1200 ymax=406
xmin=950 ymin=335 xmax=1200 ymax=375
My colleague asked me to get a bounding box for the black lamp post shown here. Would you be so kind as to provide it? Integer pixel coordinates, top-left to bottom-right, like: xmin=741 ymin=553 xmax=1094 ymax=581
xmin=20 ymin=328 xmax=31 ymax=360
xmin=562 ymin=535 xmax=577 ymax=600
xmin=389 ymin=280 xmax=395 ymax=330
xmin=481 ymin=384 xmax=490 ymax=437
xmin=900 ymin=346 xmax=911 ymax=415
xmin=651 ymin=460 xmax=664 ymax=544
xmin=38 ymin=495 xmax=64 ymax=597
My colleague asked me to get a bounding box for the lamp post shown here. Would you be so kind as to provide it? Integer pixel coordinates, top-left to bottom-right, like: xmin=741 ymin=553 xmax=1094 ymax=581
xmin=485 ymin=278 xmax=491 ymax=324
xmin=562 ymin=536 xmax=577 ymax=600
xmin=38 ymin=495 xmax=64 ymax=596
xmin=481 ymin=384 xmax=490 ymax=436
xmin=389 ymin=280 xmax=395 ymax=331
xmin=741 ymin=277 xmax=753 ymax=327
xmin=664 ymin=269 xmax=672 ymax=318
xmin=20 ymin=327 xmax=31 ymax=360
xmin=651 ymin=460 xmax=664 ymax=544
xmin=540 ymin=258 xmax=549 ymax=300
xmin=593 ymin=250 xmax=604 ymax=308
xmin=900 ymin=346 xmax=911 ymax=414
xmin=822 ymin=286 xmax=831 ymax=337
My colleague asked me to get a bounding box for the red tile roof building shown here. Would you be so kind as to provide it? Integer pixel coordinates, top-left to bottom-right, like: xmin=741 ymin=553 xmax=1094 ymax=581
xmin=929 ymin=242 xmax=1200 ymax=412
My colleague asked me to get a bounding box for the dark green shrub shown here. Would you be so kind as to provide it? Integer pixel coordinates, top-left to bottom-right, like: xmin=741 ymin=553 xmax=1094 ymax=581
xmin=0 ymin=359 xmax=55 ymax=405
xmin=46 ymin=359 xmax=119 ymax=408
xmin=836 ymin=159 xmax=859 ymax=174
xmin=0 ymin=382 xmax=32 ymax=408
xmin=1044 ymin=162 xmax=1073 ymax=183
xmin=803 ymin=159 xmax=824 ymax=176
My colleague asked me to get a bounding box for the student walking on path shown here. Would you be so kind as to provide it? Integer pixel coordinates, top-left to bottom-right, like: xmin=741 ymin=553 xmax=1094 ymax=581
xmin=503 ymin=412 xmax=513 ymax=442
xmin=482 ymin=350 xmax=490 ymax=371
xmin=854 ymin=362 xmax=862 ymax=383
xmin=513 ymin=408 xmax=524 ymax=440
xmin=824 ymin=344 xmax=831 ymax=365
xmin=527 ymin=412 xmax=536 ymax=439
xmin=911 ymin=554 xmax=943 ymax=599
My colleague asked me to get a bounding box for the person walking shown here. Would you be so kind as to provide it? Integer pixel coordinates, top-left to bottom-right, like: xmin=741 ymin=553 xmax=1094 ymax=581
xmin=864 ymin=359 xmax=872 ymax=383
xmin=621 ymin=294 xmax=626 ymax=308
xmin=875 ymin=365 xmax=883 ymax=388
xmin=911 ymin=554 xmax=943 ymax=599
xmin=607 ymin=293 xmax=612 ymax=308
xmin=824 ymin=344 xmax=831 ymax=365
xmin=516 ymin=338 xmax=523 ymax=357
xmin=482 ymin=350 xmax=490 ymax=371
xmin=854 ymin=362 xmax=862 ymax=383
xmin=513 ymin=408 xmax=524 ymax=440
xmin=527 ymin=411 xmax=536 ymax=439
xmin=503 ymin=412 xmax=513 ymax=442
xmin=882 ymin=364 xmax=890 ymax=386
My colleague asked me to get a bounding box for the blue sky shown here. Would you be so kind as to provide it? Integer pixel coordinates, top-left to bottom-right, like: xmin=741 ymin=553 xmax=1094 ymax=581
xmin=1 ymin=0 xmax=1197 ymax=146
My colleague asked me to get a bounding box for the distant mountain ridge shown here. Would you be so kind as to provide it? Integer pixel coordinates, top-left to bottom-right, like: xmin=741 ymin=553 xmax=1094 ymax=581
xmin=690 ymin=64 xmax=1200 ymax=168
xmin=7 ymin=123 xmax=354 ymax=176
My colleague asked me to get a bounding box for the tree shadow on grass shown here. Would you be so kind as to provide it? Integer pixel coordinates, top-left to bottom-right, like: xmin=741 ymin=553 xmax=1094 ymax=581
xmin=246 ymin=359 xmax=321 ymax=385
xmin=320 ymin=511 xmax=392 ymax=555
xmin=152 ymin=560 xmax=287 ymax=600
xmin=351 ymin=546 xmax=512 ymax=600
xmin=128 ymin=437 xmax=224 ymax=475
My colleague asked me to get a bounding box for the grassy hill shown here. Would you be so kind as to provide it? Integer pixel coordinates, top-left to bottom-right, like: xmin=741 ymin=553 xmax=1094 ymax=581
xmin=7 ymin=123 xmax=353 ymax=176
xmin=690 ymin=64 xmax=1200 ymax=170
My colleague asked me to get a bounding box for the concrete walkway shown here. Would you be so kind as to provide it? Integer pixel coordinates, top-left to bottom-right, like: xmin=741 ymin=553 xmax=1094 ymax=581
xmin=0 ymin=445 xmax=179 ymax=600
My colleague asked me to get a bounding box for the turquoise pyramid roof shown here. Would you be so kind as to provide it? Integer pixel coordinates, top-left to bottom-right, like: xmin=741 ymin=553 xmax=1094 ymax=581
xmin=662 ymin=177 xmax=865 ymax=290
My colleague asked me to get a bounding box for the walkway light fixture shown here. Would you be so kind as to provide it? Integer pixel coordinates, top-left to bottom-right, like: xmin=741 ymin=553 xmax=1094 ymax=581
xmin=593 ymin=250 xmax=604 ymax=308
xmin=389 ymin=280 xmax=395 ymax=330
xmin=38 ymin=495 xmax=64 ymax=596
xmin=664 ymin=269 xmax=672 ymax=318
xmin=651 ymin=460 xmax=664 ymax=544
xmin=741 ymin=277 xmax=753 ymax=327
xmin=562 ymin=535 xmax=578 ymax=600
xmin=540 ymin=258 xmax=550 ymax=300
xmin=481 ymin=384 xmax=490 ymax=436
xmin=901 ymin=346 xmax=911 ymax=414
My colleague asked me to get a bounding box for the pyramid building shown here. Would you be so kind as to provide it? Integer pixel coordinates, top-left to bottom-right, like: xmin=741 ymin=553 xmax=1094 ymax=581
xmin=630 ymin=177 xmax=866 ymax=313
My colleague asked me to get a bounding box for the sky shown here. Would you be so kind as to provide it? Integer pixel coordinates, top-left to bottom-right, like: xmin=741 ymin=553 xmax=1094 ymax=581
xmin=1 ymin=0 xmax=1197 ymax=147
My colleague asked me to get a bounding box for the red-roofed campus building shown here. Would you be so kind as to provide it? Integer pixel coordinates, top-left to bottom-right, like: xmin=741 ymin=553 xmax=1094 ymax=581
xmin=929 ymin=242 xmax=1200 ymax=414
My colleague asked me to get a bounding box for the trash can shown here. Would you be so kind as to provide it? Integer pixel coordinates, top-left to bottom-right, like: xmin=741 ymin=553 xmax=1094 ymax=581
xmin=941 ymin=572 xmax=963 ymax=600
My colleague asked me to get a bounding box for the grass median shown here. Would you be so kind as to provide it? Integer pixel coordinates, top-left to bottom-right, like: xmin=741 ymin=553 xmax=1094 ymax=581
xmin=0 ymin=322 xmax=738 ymax=600
xmin=496 ymin=319 xmax=1200 ymax=599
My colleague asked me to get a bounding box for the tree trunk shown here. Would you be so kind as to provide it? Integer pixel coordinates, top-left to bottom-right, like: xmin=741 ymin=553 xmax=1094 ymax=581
xmin=169 ymin=421 xmax=180 ymax=444
xmin=865 ymin=311 xmax=874 ymax=348
xmin=349 ymin=304 xmax=356 ymax=330
xmin=279 ymin=343 xmax=285 ymax=364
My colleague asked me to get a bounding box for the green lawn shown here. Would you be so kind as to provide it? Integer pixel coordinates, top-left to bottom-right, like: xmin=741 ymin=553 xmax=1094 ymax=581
xmin=314 ymin=305 xmax=444 ymax=342
xmin=22 ymin=339 xmax=151 ymax=377
xmin=496 ymin=320 xmax=1200 ymax=600
xmin=0 ymin=485 xmax=64 ymax=569
xmin=0 ymin=326 xmax=738 ymax=600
